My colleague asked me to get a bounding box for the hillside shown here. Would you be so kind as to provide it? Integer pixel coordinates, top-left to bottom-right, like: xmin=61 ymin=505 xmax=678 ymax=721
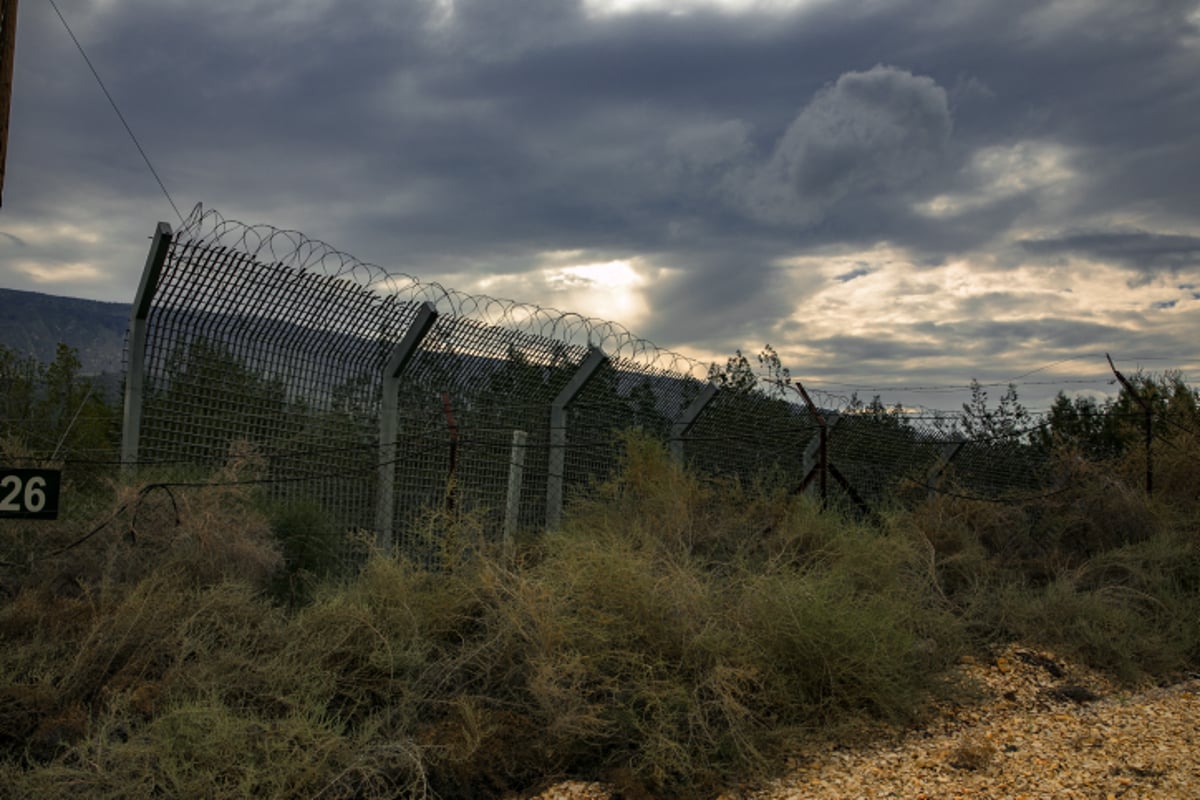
xmin=0 ymin=288 xmax=129 ymax=375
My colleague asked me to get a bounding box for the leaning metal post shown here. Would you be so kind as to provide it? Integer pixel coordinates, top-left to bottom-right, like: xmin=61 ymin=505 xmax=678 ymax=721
xmin=547 ymin=347 xmax=608 ymax=530
xmin=799 ymin=410 xmax=840 ymax=504
xmin=793 ymin=380 xmax=833 ymax=506
xmin=669 ymin=382 xmax=719 ymax=463
xmin=121 ymin=222 xmax=173 ymax=472
xmin=375 ymin=302 xmax=438 ymax=554
xmin=790 ymin=380 xmax=866 ymax=515
xmin=1107 ymin=353 xmax=1154 ymax=495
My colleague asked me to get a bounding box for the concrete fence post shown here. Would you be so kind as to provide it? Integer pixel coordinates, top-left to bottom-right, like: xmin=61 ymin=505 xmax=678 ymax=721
xmin=375 ymin=302 xmax=438 ymax=554
xmin=926 ymin=440 xmax=966 ymax=497
xmin=547 ymin=347 xmax=607 ymax=530
xmin=669 ymin=381 xmax=719 ymax=463
xmin=121 ymin=222 xmax=173 ymax=472
xmin=504 ymin=429 xmax=528 ymax=551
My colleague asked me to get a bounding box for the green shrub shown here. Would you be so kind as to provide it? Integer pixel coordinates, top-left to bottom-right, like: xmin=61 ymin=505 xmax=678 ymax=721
xmin=972 ymin=528 xmax=1200 ymax=681
xmin=4 ymin=430 xmax=1198 ymax=799
xmin=265 ymin=498 xmax=345 ymax=605
xmin=506 ymin=437 xmax=963 ymax=796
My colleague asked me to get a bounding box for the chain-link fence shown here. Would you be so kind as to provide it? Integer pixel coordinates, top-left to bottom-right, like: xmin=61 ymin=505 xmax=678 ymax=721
xmin=117 ymin=205 xmax=1068 ymax=564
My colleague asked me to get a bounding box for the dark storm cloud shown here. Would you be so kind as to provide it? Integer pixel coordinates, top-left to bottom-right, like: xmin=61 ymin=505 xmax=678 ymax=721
xmin=803 ymin=334 xmax=948 ymax=365
xmin=740 ymin=65 xmax=953 ymax=227
xmin=5 ymin=0 xmax=1200 ymax=400
xmin=635 ymin=244 xmax=796 ymax=349
xmin=914 ymin=318 xmax=1129 ymax=357
xmin=35 ymin=3 xmax=1188 ymax=255
xmin=798 ymin=316 xmax=1129 ymax=382
xmin=1020 ymin=231 xmax=1200 ymax=274
xmin=834 ymin=267 xmax=870 ymax=283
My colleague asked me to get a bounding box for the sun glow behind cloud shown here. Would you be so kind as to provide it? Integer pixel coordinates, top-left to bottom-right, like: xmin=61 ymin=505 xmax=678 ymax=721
xmin=542 ymin=258 xmax=648 ymax=323
xmin=474 ymin=253 xmax=651 ymax=329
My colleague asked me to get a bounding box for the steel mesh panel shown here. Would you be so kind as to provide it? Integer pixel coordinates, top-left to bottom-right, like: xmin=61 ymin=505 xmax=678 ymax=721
xmin=123 ymin=205 xmax=1083 ymax=565
xmin=139 ymin=235 xmax=424 ymax=548
xmin=940 ymin=438 xmax=1054 ymax=497
xmin=682 ymin=390 xmax=817 ymax=483
xmin=383 ymin=313 xmax=590 ymax=556
xmin=816 ymin=413 xmax=1058 ymax=506
xmin=825 ymin=416 xmax=946 ymax=504
xmin=564 ymin=356 xmax=705 ymax=505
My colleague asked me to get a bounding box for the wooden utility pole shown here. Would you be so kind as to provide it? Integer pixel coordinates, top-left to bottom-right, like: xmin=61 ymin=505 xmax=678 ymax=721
xmin=0 ymin=0 xmax=18 ymax=206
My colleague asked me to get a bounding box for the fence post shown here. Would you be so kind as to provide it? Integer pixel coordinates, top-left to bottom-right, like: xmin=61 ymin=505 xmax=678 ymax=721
xmin=121 ymin=222 xmax=173 ymax=472
xmin=547 ymin=347 xmax=608 ymax=530
xmin=375 ymin=302 xmax=438 ymax=554
xmin=926 ymin=440 xmax=966 ymax=496
xmin=504 ymin=429 xmax=527 ymax=551
xmin=1106 ymin=354 xmax=1154 ymax=495
xmin=800 ymin=412 xmax=840 ymax=504
xmin=669 ymin=381 xmax=719 ymax=463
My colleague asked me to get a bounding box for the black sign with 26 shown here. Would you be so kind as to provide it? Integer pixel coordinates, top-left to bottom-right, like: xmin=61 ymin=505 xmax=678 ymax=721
xmin=0 ymin=469 xmax=61 ymax=520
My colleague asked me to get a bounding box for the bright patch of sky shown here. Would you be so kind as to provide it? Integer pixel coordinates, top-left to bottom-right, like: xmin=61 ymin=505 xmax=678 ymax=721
xmin=475 ymin=254 xmax=651 ymax=330
xmin=545 ymin=259 xmax=649 ymax=323
xmin=428 ymin=0 xmax=456 ymax=27
xmin=918 ymin=142 xmax=1075 ymax=219
xmin=15 ymin=260 xmax=104 ymax=284
xmin=763 ymin=242 xmax=1200 ymax=409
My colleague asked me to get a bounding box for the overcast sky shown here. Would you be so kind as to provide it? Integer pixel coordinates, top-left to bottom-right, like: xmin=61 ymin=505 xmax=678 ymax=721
xmin=3 ymin=0 xmax=1199 ymax=412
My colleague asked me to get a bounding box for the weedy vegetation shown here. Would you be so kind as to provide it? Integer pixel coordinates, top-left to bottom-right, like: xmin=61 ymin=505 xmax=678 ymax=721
xmin=3 ymin=378 xmax=1200 ymax=796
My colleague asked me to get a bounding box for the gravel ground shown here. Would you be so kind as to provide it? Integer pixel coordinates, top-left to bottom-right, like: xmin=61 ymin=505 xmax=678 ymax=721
xmin=528 ymin=644 xmax=1200 ymax=800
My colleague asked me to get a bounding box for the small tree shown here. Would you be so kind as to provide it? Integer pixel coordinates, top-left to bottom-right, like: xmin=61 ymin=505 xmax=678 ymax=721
xmin=846 ymin=392 xmax=909 ymax=431
xmin=0 ymin=342 xmax=119 ymax=457
xmin=1038 ymin=392 xmax=1125 ymax=457
xmin=707 ymin=349 xmax=758 ymax=395
xmin=1038 ymin=371 xmax=1200 ymax=460
xmin=626 ymin=376 xmax=671 ymax=439
xmin=0 ymin=344 xmax=40 ymax=436
xmin=961 ymin=380 xmax=1032 ymax=441
xmin=757 ymin=344 xmax=792 ymax=399
xmin=707 ymin=345 xmax=793 ymax=398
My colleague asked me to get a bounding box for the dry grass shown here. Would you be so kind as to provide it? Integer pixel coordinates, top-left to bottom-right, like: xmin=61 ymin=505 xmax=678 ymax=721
xmin=1 ymin=433 xmax=1198 ymax=798
xmin=899 ymin=437 xmax=1200 ymax=682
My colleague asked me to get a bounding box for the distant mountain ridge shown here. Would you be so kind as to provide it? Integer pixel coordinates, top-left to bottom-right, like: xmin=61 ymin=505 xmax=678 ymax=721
xmin=0 ymin=288 xmax=129 ymax=375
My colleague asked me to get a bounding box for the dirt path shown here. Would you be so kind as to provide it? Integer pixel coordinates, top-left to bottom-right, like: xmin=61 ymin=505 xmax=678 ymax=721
xmin=531 ymin=645 xmax=1200 ymax=800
